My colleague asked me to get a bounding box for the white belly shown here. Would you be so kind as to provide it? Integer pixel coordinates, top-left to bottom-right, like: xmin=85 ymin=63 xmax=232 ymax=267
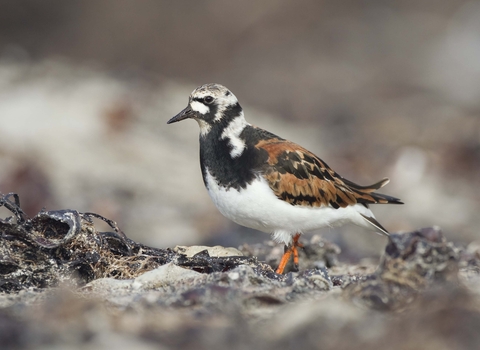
xmin=204 ymin=169 xmax=375 ymax=245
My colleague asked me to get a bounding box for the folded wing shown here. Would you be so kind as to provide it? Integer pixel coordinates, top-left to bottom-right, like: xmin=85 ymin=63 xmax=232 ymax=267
xmin=255 ymin=138 xmax=403 ymax=209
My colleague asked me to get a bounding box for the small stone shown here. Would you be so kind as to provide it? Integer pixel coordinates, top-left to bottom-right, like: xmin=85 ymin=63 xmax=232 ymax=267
xmin=174 ymin=245 xmax=244 ymax=258
xmin=132 ymin=262 xmax=201 ymax=290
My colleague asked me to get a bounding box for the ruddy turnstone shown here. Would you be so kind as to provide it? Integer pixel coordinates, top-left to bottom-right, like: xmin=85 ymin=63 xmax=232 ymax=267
xmin=167 ymin=83 xmax=403 ymax=274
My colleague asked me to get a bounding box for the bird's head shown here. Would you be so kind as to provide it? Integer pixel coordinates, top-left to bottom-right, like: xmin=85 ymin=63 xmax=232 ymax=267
xmin=167 ymin=83 xmax=243 ymax=135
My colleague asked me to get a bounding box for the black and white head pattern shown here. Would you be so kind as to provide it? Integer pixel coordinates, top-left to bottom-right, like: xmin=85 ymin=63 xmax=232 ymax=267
xmin=189 ymin=83 xmax=249 ymax=158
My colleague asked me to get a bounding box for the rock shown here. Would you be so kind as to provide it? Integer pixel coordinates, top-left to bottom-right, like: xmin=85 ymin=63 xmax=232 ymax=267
xmin=174 ymin=245 xmax=244 ymax=258
xmin=132 ymin=263 xmax=202 ymax=290
xmin=343 ymin=227 xmax=461 ymax=310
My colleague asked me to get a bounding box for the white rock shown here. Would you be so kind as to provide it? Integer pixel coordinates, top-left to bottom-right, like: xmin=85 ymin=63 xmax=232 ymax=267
xmin=132 ymin=262 xmax=201 ymax=290
xmin=174 ymin=245 xmax=244 ymax=258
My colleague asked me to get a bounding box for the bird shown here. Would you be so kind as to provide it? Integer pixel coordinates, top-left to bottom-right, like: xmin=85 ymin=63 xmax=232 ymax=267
xmin=167 ymin=83 xmax=403 ymax=274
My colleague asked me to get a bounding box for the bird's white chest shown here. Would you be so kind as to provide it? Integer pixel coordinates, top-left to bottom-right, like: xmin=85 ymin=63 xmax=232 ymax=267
xmin=204 ymin=169 xmax=272 ymax=230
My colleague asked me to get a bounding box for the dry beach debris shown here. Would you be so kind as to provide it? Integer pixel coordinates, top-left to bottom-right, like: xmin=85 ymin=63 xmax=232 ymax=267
xmin=1 ymin=192 xmax=479 ymax=350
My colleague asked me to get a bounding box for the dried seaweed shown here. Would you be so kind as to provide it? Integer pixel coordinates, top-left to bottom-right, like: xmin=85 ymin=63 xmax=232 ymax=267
xmin=0 ymin=192 xmax=280 ymax=293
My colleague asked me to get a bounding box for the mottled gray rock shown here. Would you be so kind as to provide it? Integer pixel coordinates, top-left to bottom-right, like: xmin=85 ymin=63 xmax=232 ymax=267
xmin=343 ymin=227 xmax=461 ymax=310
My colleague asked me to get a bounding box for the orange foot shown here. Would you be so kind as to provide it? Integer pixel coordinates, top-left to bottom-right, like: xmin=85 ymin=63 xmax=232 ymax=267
xmin=276 ymin=233 xmax=303 ymax=274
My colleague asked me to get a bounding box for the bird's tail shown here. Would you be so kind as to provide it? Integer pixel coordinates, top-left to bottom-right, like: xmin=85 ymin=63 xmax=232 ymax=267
xmin=343 ymin=177 xmax=404 ymax=205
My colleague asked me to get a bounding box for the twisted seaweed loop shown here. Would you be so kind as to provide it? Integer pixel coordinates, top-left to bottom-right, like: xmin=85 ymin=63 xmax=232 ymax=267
xmin=0 ymin=192 xmax=128 ymax=250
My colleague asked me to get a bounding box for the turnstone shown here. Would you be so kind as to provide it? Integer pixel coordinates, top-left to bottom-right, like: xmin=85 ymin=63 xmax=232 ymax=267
xmin=167 ymin=83 xmax=403 ymax=274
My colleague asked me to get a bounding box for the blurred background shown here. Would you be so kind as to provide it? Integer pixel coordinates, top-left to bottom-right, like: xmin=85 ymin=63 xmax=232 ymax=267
xmin=0 ymin=0 xmax=479 ymax=261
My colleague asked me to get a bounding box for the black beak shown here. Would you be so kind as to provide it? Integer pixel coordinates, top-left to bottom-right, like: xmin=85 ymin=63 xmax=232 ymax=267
xmin=167 ymin=105 xmax=194 ymax=124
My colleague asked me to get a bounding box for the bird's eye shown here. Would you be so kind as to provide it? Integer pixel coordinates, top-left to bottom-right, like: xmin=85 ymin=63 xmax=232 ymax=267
xmin=204 ymin=96 xmax=214 ymax=104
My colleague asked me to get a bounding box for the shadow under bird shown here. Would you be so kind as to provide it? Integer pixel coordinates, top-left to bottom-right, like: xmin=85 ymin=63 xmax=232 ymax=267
xmin=167 ymin=83 xmax=403 ymax=274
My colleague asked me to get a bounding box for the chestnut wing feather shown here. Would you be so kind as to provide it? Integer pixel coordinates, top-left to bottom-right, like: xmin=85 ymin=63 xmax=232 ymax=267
xmin=255 ymin=138 xmax=399 ymax=208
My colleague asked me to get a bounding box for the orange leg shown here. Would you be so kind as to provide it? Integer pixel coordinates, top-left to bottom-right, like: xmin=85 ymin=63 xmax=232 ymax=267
xmin=292 ymin=234 xmax=303 ymax=269
xmin=276 ymin=233 xmax=302 ymax=274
